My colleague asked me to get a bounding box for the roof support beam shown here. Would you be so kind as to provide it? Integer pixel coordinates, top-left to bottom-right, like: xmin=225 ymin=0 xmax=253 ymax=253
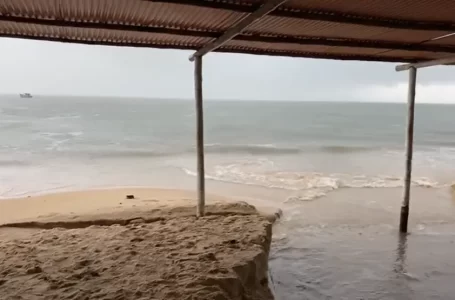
xmin=235 ymin=35 xmax=455 ymax=54
xmin=0 ymin=15 xmax=211 ymax=38
xmin=396 ymin=56 xmax=455 ymax=71
xmin=188 ymin=0 xmax=288 ymax=61
xmin=0 ymin=33 xmax=423 ymax=63
xmin=148 ymin=0 xmax=455 ymax=32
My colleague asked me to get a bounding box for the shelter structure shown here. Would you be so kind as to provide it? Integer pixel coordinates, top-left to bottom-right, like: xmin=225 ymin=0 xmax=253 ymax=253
xmin=2 ymin=0 xmax=455 ymax=232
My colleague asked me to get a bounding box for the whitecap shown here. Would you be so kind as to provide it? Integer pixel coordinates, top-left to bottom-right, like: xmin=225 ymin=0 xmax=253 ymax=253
xmin=181 ymin=160 xmax=443 ymax=202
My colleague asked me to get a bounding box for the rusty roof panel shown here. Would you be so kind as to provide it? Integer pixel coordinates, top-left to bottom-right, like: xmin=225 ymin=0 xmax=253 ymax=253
xmin=249 ymin=16 xmax=394 ymax=39
xmin=226 ymin=39 xmax=332 ymax=53
xmin=371 ymin=29 xmax=450 ymax=43
xmin=248 ymin=16 xmax=450 ymax=43
xmin=0 ymin=20 xmax=212 ymax=47
xmin=65 ymin=27 xmax=211 ymax=46
xmin=377 ymin=49 xmax=455 ymax=60
xmin=0 ymin=20 xmax=61 ymax=38
xmin=285 ymin=0 xmax=455 ymax=23
xmin=225 ymin=39 xmax=384 ymax=55
xmin=0 ymin=0 xmax=247 ymax=32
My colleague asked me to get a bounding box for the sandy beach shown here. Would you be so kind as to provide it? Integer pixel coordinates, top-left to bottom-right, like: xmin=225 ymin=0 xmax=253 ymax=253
xmin=0 ymin=188 xmax=234 ymax=225
xmin=0 ymin=188 xmax=278 ymax=300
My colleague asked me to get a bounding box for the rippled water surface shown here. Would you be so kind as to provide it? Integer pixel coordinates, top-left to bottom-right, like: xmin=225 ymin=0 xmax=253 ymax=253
xmin=1 ymin=96 xmax=455 ymax=299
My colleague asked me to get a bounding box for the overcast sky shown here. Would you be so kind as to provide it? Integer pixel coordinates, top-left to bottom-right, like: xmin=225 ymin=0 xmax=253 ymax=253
xmin=1 ymin=37 xmax=455 ymax=103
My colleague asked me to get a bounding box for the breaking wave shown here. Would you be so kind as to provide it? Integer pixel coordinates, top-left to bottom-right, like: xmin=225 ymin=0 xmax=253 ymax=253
xmin=44 ymin=143 xmax=382 ymax=158
xmin=204 ymin=144 xmax=378 ymax=155
xmin=182 ymin=159 xmax=441 ymax=202
xmin=41 ymin=131 xmax=84 ymax=151
xmin=84 ymin=149 xmax=177 ymax=159
xmin=204 ymin=144 xmax=300 ymax=155
xmin=318 ymin=145 xmax=378 ymax=153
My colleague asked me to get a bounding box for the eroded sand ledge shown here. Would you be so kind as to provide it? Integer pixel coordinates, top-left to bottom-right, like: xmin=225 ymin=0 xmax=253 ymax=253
xmin=0 ymin=196 xmax=277 ymax=300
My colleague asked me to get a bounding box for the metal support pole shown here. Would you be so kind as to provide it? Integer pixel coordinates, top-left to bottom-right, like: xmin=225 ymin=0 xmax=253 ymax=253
xmin=194 ymin=55 xmax=205 ymax=217
xmin=400 ymin=66 xmax=417 ymax=233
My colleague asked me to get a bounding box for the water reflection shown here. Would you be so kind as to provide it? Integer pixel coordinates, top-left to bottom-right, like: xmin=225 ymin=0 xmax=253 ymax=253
xmin=394 ymin=233 xmax=408 ymax=275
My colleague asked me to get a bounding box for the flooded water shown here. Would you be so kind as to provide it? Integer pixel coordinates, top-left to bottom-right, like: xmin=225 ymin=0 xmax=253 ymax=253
xmin=271 ymin=226 xmax=455 ymax=300
xmin=269 ymin=187 xmax=455 ymax=300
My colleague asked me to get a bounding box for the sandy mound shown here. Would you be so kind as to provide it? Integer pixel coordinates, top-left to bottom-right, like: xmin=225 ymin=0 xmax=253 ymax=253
xmin=0 ymin=203 xmax=275 ymax=300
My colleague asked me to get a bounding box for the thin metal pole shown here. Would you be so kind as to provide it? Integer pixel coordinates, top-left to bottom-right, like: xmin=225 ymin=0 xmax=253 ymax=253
xmin=194 ymin=55 xmax=205 ymax=217
xmin=400 ymin=66 xmax=417 ymax=233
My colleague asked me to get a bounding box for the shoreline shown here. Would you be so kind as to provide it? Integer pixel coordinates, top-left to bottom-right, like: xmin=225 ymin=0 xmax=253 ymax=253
xmin=0 ymin=187 xmax=229 ymax=225
xmin=0 ymin=187 xmax=281 ymax=225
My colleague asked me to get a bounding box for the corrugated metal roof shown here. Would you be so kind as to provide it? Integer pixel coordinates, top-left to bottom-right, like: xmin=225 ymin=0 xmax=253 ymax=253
xmin=248 ymin=17 xmax=450 ymax=43
xmin=1 ymin=0 xmax=455 ymax=62
xmin=287 ymin=0 xmax=455 ymax=23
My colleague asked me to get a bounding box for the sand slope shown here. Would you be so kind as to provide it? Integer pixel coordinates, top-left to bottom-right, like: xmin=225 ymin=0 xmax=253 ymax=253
xmin=0 ymin=203 xmax=275 ymax=300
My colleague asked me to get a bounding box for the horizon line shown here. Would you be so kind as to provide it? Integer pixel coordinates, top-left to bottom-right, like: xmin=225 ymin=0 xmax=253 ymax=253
xmin=0 ymin=94 xmax=454 ymax=104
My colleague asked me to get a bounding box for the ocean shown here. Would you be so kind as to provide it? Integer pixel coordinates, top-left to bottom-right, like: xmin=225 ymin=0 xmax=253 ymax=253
xmin=1 ymin=95 xmax=455 ymax=299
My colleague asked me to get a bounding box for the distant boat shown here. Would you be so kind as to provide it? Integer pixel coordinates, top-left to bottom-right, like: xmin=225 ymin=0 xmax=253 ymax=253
xmin=19 ymin=93 xmax=32 ymax=98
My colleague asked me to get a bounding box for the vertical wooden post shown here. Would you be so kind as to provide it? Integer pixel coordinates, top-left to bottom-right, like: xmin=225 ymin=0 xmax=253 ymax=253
xmin=194 ymin=55 xmax=205 ymax=217
xmin=400 ymin=66 xmax=417 ymax=233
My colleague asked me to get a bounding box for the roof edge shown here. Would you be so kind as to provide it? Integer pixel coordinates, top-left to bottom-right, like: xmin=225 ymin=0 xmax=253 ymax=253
xmin=0 ymin=33 xmax=420 ymax=63
xmin=2 ymin=15 xmax=455 ymax=54
xmin=147 ymin=0 xmax=455 ymax=32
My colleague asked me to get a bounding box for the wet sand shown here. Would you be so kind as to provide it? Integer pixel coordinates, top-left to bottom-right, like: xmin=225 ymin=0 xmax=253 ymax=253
xmin=0 ymin=189 xmax=278 ymax=300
